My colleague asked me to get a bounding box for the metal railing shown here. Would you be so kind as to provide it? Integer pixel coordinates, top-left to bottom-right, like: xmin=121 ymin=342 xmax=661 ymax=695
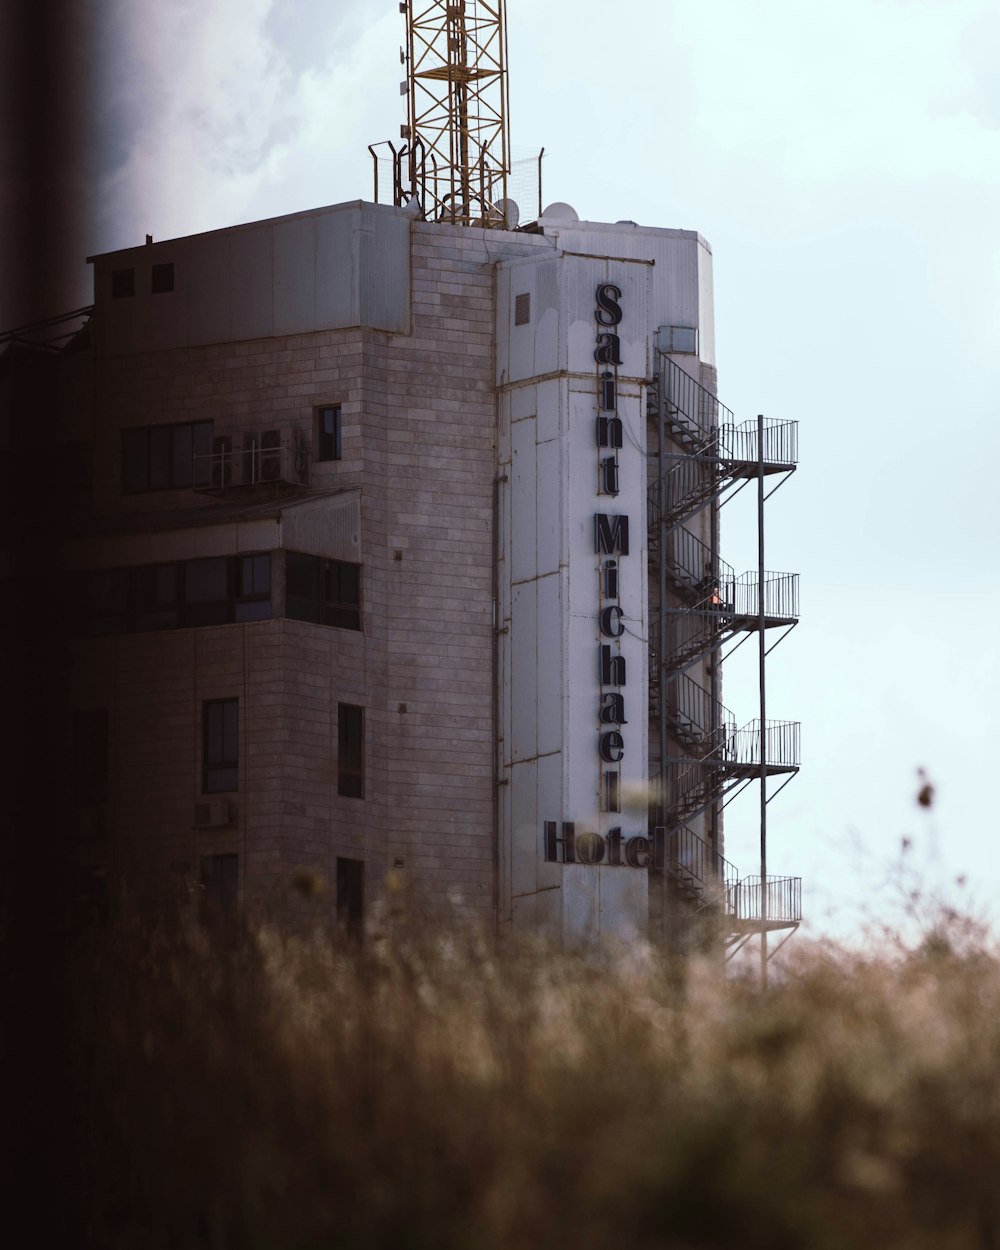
xmin=194 ymin=437 xmax=307 ymax=491
xmin=665 ymin=824 xmax=738 ymax=905
xmin=731 ymin=571 xmax=799 ymax=622
xmin=728 ymin=719 xmax=801 ymax=771
xmin=720 ymin=418 xmax=798 ymax=470
xmin=659 ymin=354 xmax=734 ymax=440
xmin=729 ymin=876 xmax=802 ymax=925
xmin=660 ymin=571 xmax=798 ymax=674
xmin=663 ymin=673 xmax=736 ymax=752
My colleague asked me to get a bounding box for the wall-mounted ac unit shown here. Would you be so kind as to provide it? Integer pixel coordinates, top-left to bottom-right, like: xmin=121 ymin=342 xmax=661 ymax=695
xmin=194 ymin=799 xmax=233 ymax=829
xmin=258 ymin=428 xmax=283 ymax=482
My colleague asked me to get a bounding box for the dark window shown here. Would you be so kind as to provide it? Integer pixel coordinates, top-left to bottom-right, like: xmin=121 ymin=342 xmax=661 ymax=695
xmin=338 ymin=703 xmax=364 ymax=798
xmin=336 ymin=857 xmax=364 ymax=940
xmin=133 ymin=563 xmax=178 ymax=631
xmin=151 ymin=262 xmax=174 ymax=294
xmin=111 ymin=268 xmax=135 ymax=299
xmin=201 ymin=853 xmax=238 ymax=912
xmin=84 ymin=568 xmax=129 ymax=635
xmin=286 ymin=552 xmax=361 ymax=630
xmin=514 ymin=292 xmax=530 ymax=325
xmin=122 ymin=421 xmax=213 ymax=493
xmin=72 ymin=710 xmax=109 ymax=804
xmin=203 ymin=699 xmax=239 ymax=794
xmin=235 ymin=554 xmax=271 ymax=621
xmin=182 ymin=557 xmax=229 ymax=627
xmin=317 ymin=405 xmax=342 ymax=461
xmin=81 ymin=553 xmax=273 ymax=635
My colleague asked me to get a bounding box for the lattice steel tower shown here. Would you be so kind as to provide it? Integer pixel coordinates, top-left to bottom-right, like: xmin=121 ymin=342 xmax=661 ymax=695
xmin=399 ymin=0 xmax=510 ymax=226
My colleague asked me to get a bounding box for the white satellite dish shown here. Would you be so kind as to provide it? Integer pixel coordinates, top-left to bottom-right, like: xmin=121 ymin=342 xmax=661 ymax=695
xmin=539 ymin=201 xmax=579 ymax=223
xmin=498 ymin=197 xmax=520 ymax=229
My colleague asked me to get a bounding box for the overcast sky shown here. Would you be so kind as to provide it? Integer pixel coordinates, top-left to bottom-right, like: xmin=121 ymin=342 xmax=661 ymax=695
xmin=81 ymin=0 xmax=1000 ymax=943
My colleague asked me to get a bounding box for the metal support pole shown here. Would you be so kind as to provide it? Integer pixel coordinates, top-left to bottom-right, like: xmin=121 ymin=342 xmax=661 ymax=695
xmin=757 ymin=413 xmax=768 ymax=990
xmin=659 ymin=370 xmax=669 ymax=944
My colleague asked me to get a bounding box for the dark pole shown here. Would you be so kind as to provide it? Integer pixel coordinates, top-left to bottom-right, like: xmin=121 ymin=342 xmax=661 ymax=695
xmin=659 ymin=365 xmax=669 ymax=945
xmin=757 ymin=413 xmax=768 ymax=990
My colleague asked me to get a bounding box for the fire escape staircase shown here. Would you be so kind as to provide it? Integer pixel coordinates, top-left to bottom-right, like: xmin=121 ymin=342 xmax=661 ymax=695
xmin=647 ymin=356 xmax=798 ymax=532
xmin=660 ymin=824 xmax=801 ymax=949
xmin=648 ymin=348 xmax=803 ymax=954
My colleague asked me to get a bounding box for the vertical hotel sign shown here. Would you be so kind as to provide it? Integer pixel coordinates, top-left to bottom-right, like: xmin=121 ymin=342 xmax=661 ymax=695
xmin=593 ymin=284 xmax=629 ymax=792
xmin=543 ymin=281 xmax=659 ymax=871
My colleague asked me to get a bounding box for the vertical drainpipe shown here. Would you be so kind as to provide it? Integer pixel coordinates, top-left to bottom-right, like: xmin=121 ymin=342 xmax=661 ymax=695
xmin=491 ymin=255 xmax=502 ymax=935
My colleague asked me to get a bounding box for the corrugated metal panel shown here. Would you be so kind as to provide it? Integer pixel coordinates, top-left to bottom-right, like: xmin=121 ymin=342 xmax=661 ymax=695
xmin=281 ymin=492 xmax=361 ymax=563
xmin=358 ymin=203 xmax=410 ymax=333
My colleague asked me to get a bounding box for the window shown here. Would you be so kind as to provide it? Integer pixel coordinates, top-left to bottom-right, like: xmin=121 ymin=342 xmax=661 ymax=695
xmin=133 ymin=563 xmax=178 ymax=631
xmin=201 ymin=853 xmax=238 ymax=912
xmin=151 ymin=262 xmax=174 ymax=294
xmin=182 ymin=557 xmax=229 ymax=628
xmin=122 ymin=421 xmax=213 ymax=493
xmin=317 ymin=405 xmax=342 ymax=461
xmin=80 ymin=554 xmax=273 ymax=636
xmin=336 ymin=857 xmax=364 ymax=940
xmin=203 ymin=699 xmax=239 ymax=794
xmin=235 ymin=554 xmax=272 ymax=621
xmin=514 ymin=292 xmax=530 ymax=325
xmin=661 ymin=325 xmax=698 ymax=354
xmin=338 ymin=704 xmax=364 ymax=798
xmin=111 ymin=268 xmax=134 ymax=299
xmin=84 ymin=568 xmax=129 ymax=635
xmin=72 ymin=709 xmax=109 ymax=804
xmin=286 ymin=552 xmax=361 ymax=630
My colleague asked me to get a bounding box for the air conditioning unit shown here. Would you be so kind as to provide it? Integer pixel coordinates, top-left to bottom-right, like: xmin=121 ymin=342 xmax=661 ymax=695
xmin=258 ymin=428 xmax=283 ymax=482
xmin=194 ymin=799 xmax=232 ymax=829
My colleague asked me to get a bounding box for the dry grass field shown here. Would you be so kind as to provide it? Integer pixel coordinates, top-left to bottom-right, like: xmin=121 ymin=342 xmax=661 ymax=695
xmin=62 ymin=881 xmax=1000 ymax=1250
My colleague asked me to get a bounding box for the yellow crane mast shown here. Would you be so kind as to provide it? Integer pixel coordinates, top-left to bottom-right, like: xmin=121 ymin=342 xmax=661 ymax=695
xmin=400 ymin=0 xmax=511 ymax=227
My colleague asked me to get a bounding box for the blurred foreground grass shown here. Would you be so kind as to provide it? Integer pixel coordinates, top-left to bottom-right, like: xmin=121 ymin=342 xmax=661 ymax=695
xmin=70 ymin=905 xmax=1000 ymax=1250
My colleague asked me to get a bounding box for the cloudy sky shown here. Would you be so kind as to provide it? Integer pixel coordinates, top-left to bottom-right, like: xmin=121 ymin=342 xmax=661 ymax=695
xmin=83 ymin=0 xmax=1000 ymax=941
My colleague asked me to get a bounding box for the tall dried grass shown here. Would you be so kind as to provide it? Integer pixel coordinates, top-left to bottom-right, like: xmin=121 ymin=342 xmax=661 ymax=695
xmin=68 ymin=900 xmax=1000 ymax=1250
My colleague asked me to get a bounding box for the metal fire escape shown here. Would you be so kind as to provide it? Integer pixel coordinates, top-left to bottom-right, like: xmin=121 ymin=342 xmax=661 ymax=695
xmin=647 ymin=349 xmax=801 ymax=975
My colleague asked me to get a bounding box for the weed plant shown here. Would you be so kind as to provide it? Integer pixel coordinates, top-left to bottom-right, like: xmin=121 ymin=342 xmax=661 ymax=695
xmin=62 ymin=888 xmax=1000 ymax=1250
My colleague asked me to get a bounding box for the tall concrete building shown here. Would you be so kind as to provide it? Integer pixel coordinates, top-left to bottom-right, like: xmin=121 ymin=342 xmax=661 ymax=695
xmin=8 ymin=191 xmax=800 ymax=951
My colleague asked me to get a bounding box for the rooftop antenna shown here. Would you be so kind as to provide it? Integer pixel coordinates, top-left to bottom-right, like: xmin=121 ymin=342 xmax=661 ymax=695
xmin=397 ymin=0 xmax=511 ymax=228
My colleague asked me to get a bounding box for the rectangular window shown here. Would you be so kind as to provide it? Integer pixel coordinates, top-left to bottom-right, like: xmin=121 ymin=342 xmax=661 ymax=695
xmin=72 ymin=709 xmax=109 ymax=804
xmin=151 ymin=261 xmax=174 ymax=294
xmin=182 ymin=557 xmax=230 ymax=627
xmin=122 ymin=421 xmax=213 ymax=493
xmin=317 ymin=405 xmax=342 ymax=461
xmin=338 ymin=703 xmax=364 ymax=798
xmin=662 ymin=325 xmax=698 ymax=354
xmin=286 ymin=552 xmax=361 ymax=631
xmin=133 ymin=563 xmax=178 ymax=632
xmin=111 ymin=268 xmax=134 ymax=299
xmin=201 ymin=853 xmax=238 ymax=912
xmin=336 ymin=857 xmax=364 ymax=940
xmin=203 ymin=699 xmax=239 ymax=794
xmin=81 ymin=553 xmax=272 ymax=636
xmin=84 ymin=568 xmax=129 ymax=635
